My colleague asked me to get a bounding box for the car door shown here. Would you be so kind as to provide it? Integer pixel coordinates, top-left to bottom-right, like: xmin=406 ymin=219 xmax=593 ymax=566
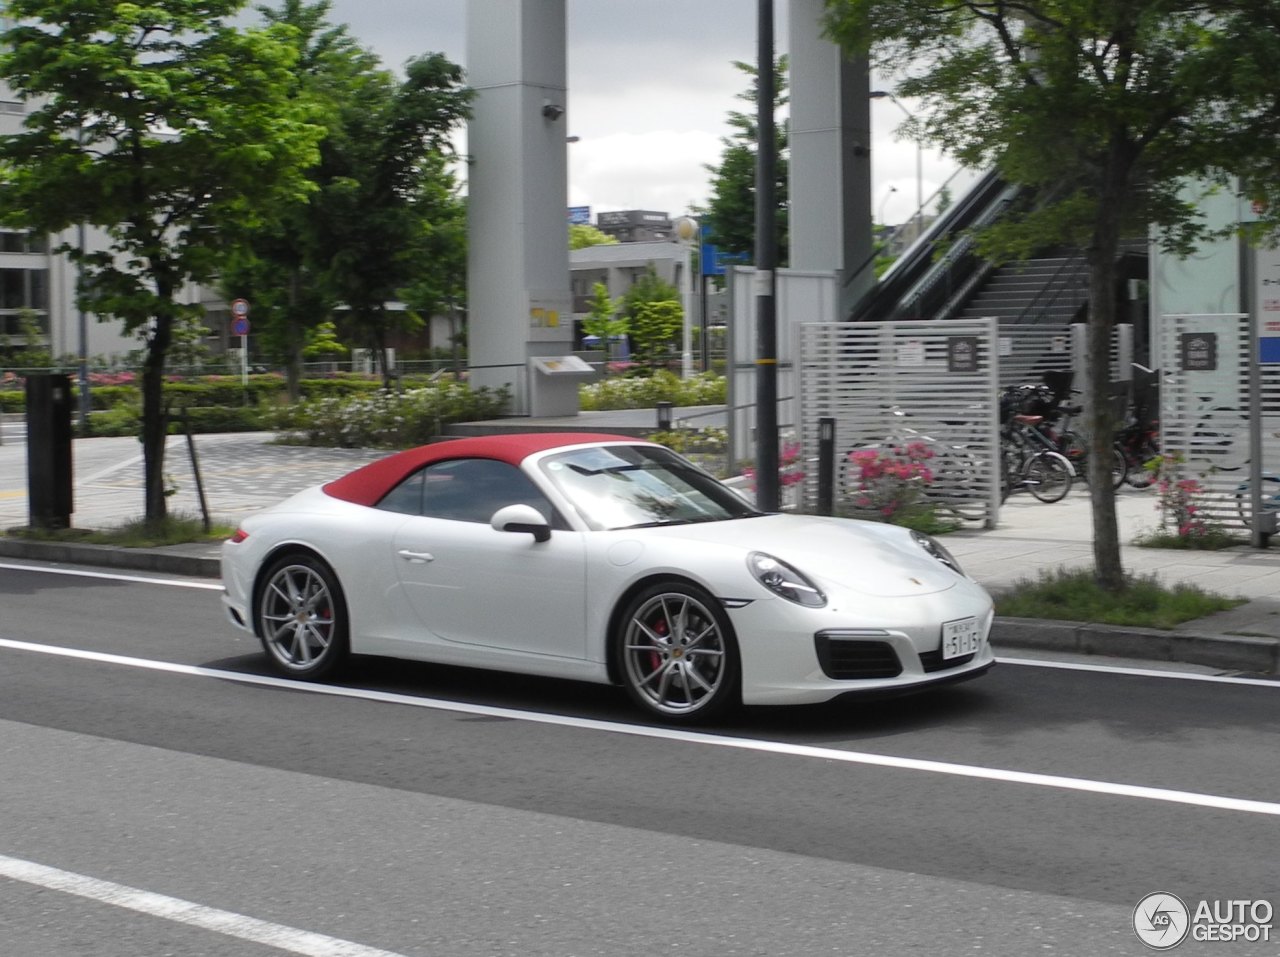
xmin=388 ymin=457 xmax=588 ymax=660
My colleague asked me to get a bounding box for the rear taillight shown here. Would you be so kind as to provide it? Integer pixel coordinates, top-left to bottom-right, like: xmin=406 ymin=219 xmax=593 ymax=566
xmin=228 ymin=529 xmax=249 ymax=544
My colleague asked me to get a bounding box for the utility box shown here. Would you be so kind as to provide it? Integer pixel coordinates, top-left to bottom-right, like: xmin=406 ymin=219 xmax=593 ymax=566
xmin=528 ymin=355 xmax=594 ymax=418
xmin=26 ymin=373 xmax=73 ymax=529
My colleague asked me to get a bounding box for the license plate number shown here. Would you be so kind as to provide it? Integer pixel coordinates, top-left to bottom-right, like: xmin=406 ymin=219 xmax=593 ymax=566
xmin=942 ymin=617 xmax=980 ymax=659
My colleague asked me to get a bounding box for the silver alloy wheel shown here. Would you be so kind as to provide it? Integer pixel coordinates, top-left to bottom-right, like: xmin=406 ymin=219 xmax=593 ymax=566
xmin=621 ymin=590 xmax=729 ymax=716
xmin=259 ymin=561 xmax=339 ymax=673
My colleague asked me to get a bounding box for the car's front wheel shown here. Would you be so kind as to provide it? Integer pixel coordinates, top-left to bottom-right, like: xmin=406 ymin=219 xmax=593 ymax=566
xmin=256 ymin=553 xmax=349 ymax=679
xmin=615 ymin=582 xmax=740 ymax=723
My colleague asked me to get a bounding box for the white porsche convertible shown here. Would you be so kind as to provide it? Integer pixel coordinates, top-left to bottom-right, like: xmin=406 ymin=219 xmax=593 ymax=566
xmin=221 ymin=433 xmax=994 ymax=722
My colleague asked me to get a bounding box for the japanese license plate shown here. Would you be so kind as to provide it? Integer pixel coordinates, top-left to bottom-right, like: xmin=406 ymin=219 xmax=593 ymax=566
xmin=942 ymin=617 xmax=980 ymax=659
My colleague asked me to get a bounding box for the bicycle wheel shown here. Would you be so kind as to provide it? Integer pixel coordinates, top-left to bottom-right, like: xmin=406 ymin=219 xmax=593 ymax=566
xmin=999 ymin=445 xmax=1019 ymax=502
xmin=1064 ymin=433 xmax=1125 ymax=489
xmin=1123 ymin=436 xmax=1160 ymax=488
xmin=1061 ymin=430 xmax=1088 ymax=471
xmin=1236 ymin=476 xmax=1280 ymax=529
xmin=1191 ymin=407 xmax=1248 ymax=471
xmin=1106 ymin=445 xmax=1128 ymax=490
xmin=932 ymin=446 xmax=989 ymax=521
xmin=1025 ymin=451 xmax=1073 ymax=503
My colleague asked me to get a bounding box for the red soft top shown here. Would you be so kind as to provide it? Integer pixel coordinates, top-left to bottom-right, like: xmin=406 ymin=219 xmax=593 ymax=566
xmin=322 ymin=432 xmax=644 ymax=507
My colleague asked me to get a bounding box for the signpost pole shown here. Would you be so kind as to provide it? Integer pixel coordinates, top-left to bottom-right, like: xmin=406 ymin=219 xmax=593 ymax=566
xmin=230 ymin=298 xmax=251 ymax=393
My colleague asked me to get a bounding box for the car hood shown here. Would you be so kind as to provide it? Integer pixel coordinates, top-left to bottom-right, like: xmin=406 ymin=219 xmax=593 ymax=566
xmin=635 ymin=513 xmax=962 ymax=597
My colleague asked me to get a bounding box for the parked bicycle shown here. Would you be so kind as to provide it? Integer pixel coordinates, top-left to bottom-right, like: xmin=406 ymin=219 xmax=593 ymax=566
xmin=999 ymin=412 xmax=1074 ymax=503
xmin=1001 ymin=378 xmax=1154 ymax=490
xmin=848 ymin=406 xmax=989 ymax=521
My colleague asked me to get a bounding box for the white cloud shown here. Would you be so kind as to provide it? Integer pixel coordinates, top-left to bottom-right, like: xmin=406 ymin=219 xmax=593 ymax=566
xmin=568 ymin=129 xmax=723 ymax=216
xmin=293 ymin=1 xmax=968 ymax=225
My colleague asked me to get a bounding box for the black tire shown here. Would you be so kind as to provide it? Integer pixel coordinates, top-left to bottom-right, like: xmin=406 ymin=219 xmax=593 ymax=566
xmin=256 ymin=553 xmax=350 ymax=679
xmin=1105 ymin=445 xmax=1128 ymax=490
xmin=1061 ymin=430 xmax=1088 ymax=471
xmin=1064 ymin=433 xmax=1126 ymax=489
xmin=615 ymin=581 xmax=740 ymax=723
xmin=1123 ymin=438 xmax=1160 ymax=488
xmin=1025 ymin=451 xmax=1073 ymax=503
xmin=1237 ymin=477 xmax=1280 ymax=529
xmin=999 ymin=445 xmax=1018 ymax=503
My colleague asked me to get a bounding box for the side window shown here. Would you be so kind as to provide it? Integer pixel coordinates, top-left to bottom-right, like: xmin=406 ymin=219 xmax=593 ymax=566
xmin=375 ymin=469 xmax=425 ymax=515
xmin=419 ymin=458 xmax=561 ymax=526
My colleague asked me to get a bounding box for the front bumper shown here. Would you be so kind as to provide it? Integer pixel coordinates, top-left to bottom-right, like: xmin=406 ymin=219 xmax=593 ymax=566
xmin=727 ymin=585 xmax=996 ymax=706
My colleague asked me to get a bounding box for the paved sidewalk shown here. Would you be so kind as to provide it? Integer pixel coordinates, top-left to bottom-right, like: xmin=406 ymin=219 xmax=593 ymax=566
xmin=1 ymin=425 xmax=1277 ymax=675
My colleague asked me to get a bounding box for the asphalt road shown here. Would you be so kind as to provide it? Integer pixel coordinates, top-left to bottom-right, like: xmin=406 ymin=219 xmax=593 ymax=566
xmin=1 ymin=557 xmax=1278 ymax=957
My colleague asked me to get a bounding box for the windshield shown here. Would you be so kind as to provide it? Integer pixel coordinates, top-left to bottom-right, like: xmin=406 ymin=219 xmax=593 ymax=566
xmin=538 ymin=444 xmax=761 ymax=531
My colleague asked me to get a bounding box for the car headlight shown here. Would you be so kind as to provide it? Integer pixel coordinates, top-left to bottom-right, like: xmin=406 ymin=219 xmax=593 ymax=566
xmin=911 ymin=530 xmax=964 ymax=575
xmin=747 ymin=552 xmax=827 ymax=607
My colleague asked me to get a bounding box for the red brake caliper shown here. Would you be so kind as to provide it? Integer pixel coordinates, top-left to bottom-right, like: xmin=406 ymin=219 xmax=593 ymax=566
xmin=649 ymin=615 xmax=667 ymax=672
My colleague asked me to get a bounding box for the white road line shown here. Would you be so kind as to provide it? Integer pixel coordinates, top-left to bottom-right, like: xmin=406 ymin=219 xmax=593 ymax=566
xmin=6 ymin=563 xmax=1278 ymax=690
xmin=0 ymin=561 xmax=221 ymax=590
xmin=998 ymin=655 xmax=1280 ymax=687
xmin=0 ymin=853 xmax=408 ymax=957
xmin=2 ymin=636 xmax=1279 ymax=818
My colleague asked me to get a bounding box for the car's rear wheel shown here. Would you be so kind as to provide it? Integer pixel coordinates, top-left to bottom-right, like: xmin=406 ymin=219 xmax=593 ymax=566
xmin=615 ymin=582 xmax=739 ymax=723
xmin=256 ymin=553 xmax=349 ymax=679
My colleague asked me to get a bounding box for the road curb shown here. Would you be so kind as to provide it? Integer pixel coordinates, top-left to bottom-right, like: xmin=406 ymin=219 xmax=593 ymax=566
xmin=992 ymin=617 xmax=1280 ymax=675
xmin=0 ymin=536 xmax=220 ymax=578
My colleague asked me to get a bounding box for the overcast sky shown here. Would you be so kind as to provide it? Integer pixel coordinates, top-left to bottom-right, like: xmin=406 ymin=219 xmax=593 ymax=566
xmin=304 ymin=1 xmax=957 ymax=225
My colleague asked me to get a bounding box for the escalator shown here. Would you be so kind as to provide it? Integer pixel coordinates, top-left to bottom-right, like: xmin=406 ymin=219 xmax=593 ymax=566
xmin=847 ymin=169 xmax=1025 ymax=323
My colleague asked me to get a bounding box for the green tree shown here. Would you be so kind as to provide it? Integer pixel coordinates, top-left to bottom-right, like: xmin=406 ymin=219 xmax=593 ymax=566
xmin=220 ymin=0 xmax=381 ymax=399
xmin=394 ymin=152 xmax=468 ymax=356
xmin=622 ymin=266 xmax=682 ymax=367
xmin=569 ymin=223 xmax=619 ymax=250
xmin=825 ymin=0 xmax=1280 ymax=590
xmin=0 ymin=0 xmax=323 ymax=522
xmin=302 ymin=320 xmax=348 ymax=361
xmin=581 ymin=282 xmax=627 ymax=363
xmin=702 ymin=56 xmax=789 ymax=266
xmin=7 ymin=309 xmax=51 ymax=369
xmin=312 ymin=53 xmax=471 ymax=389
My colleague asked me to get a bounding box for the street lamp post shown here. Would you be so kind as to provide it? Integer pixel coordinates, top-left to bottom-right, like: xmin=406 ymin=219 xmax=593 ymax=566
xmin=870 ymin=91 xmax=923 ymax=235
xmin=878 ymin=185 xmax=898 ymax=226
xmin=673 ymin=216 xmax=699 ymax=378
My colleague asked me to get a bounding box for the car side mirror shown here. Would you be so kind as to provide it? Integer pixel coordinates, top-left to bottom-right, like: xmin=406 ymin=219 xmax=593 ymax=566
xmin=490 ymin=504 xmax=551 ymax=543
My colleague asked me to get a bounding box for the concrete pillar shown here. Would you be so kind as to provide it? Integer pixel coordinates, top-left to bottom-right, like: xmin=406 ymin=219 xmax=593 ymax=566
xmin=466 ymin=0 xmax=574 ymax=414
xmin=787 ymin=0 xmax=873 ymax=317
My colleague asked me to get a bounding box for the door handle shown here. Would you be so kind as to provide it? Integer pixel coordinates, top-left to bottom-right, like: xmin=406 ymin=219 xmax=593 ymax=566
xmin=398 ymin=549 xmax=435 ymax=563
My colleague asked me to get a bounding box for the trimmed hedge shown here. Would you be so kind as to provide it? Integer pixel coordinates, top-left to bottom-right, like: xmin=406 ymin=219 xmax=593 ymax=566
xmin=268 ymin=382 xmax=510 ymax=448
xmin=86 ymin=404 xmax=266 ymax=436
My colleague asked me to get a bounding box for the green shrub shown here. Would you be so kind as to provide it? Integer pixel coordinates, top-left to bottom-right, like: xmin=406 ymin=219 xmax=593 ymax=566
xmin=296 ymin=376 xmax=387 ymax=400
xmin=0 ymin=390 xmax=24 ymax=412
xmin=580 ymin=370 xmax=726 ymax=410
xmin=87 ymin=405 xmax=141 ymax=436
xmin=84 ymin=384 xmax=138 ymax=411
xmin=268 ymin=381 xmax=510 ymax=448
xmin=165 ymin=377 xmax=284 ymax=408
xmin=86 ymin=403 xmax=265 ymax=436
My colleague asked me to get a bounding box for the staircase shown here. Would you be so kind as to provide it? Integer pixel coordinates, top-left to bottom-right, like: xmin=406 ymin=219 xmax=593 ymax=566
xmin=956 ymin=255 xmax=1089 ymax=326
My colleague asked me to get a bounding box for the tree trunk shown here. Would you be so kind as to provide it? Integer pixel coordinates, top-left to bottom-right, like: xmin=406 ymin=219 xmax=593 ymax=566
xmin=285 ymin=268 xmax=303 ymax=402
xmin=141 ymin=309 xmax=174 ymax=524
xmin=1086 ymin=213 xmax=1124 ymax=590
xmin=373 ymin=315 xmax=392 ymax=391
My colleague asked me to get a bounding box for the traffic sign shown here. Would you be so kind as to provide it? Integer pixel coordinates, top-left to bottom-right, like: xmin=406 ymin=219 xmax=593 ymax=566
xmin=232 ymin=316 xmax=250 ymax=336
xmin=230 ymin=298 xmax=250 ymax=317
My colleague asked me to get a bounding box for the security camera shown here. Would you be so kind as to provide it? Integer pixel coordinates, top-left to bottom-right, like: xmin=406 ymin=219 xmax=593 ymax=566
xmin=542 ymin=102 xmax=565 ymax=121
